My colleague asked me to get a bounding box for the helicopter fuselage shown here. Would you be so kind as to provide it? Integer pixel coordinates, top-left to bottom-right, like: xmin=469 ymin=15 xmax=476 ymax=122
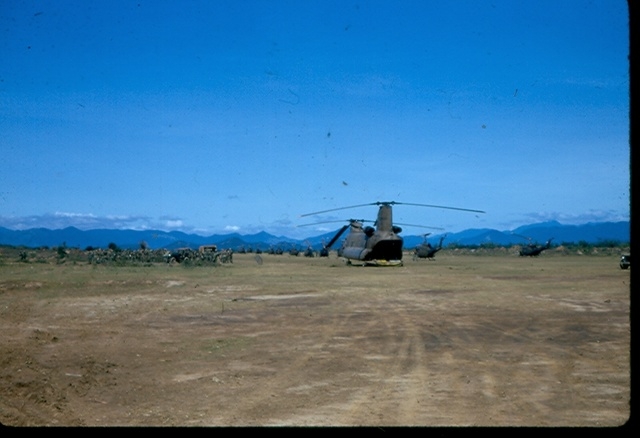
xmin=519 ymin=239 xmax=553 ymax=256
xmin=413 ymin=235 xmax=446 ymax=260
xmin=338 ymin=205 xmax=404 ymax=262
xmin=341 ymin=230 xmax=403 ymax=261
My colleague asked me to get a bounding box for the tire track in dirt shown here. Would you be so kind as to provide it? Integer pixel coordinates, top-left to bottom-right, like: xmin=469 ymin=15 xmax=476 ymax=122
xmin=211 ymin=294 xmax=361 ymax=425
xmin=329 ymin=297 xmax=573 ymax=425
xmin=218 ymin=291 xmax=432 ymax=426
xmin=332 ymin=296 xmax=434 ymax=425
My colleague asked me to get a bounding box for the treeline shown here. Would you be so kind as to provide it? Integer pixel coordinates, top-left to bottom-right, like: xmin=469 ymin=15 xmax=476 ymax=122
xmin=0 ymin=241 xmax=233 ymax=266
xmin=445 ymin=240 xmax=629 ymax=250
xmin=443 ymin=240 xmax=630 ymax=256
xmin=0 ymin=240 xmax=630 ymax=265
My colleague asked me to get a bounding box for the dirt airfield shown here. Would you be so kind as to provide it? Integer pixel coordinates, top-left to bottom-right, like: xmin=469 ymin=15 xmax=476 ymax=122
xmin=0 ymin=249 xmax=631 ymax=427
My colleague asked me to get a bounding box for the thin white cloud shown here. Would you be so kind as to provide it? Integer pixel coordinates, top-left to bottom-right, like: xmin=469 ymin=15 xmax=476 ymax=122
xmin=53 ymin=211 xmax=97 ymax=218
xmin=0 ymin=213 xmax=165 ymax=232
xmin=522 ymin=210 xmax=630 ymax=225
xmin=164 ymin=220 xmax=184 ymax=229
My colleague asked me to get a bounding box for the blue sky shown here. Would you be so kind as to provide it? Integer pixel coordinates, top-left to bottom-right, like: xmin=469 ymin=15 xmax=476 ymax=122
xmin=0 ymin=1 xmax=630 ymax=239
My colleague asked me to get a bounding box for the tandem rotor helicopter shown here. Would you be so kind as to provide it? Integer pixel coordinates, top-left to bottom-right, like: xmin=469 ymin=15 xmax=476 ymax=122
xmin=300 ymin=201 xmax=485 ymax=266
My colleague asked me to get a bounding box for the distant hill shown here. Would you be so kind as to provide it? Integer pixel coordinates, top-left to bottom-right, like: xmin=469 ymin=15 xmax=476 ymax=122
xmin=0 ymin=227 xmax=297 ymax=251
xmin=401 ymin=221 xmax=630 ymax=248
xmin=0 ymin=221 xmax=629 ymax=251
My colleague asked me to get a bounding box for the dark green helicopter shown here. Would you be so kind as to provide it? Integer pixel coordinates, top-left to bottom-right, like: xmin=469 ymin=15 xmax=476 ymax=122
xmin=300 ymin=201 xmax=484 ymax=266
xmin=413 ymin=234 xmax=447 ymax=260
xmin=517 ymin=236 xmax=554 ymax=256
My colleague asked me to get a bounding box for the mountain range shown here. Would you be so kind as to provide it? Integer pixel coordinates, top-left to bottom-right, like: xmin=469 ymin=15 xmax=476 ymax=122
xmin=0 ymin=221 xmax=629 ymax=251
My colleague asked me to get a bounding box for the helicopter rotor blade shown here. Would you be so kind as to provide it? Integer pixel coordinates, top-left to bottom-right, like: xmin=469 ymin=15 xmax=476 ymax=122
xmin=393 ymin=222 xmax=445 ymax=231
xmin=301 ymin=201 xmax=485 ymax=217
xmin=299 ymin=203 xmax=379 ymax=217
xmin=325 ymin=224 xmax=349 ymax=249
xmin=297 ymin=220 xmax=345 ymax=227
xmin=297 ymin=219 xmax=366 ymax=227
xmin=392 ymin=202 xmax=485 ymax=214
xmin=511 ymin=233 xmax=532 ymax=241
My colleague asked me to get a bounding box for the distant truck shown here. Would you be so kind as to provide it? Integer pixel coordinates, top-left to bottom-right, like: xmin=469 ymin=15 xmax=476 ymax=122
xmin=619 ymin=254 xmax=631 ymax=270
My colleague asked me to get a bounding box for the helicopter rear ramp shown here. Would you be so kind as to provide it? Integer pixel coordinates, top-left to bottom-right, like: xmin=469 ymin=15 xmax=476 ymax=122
xmin=366 ymin=238 xmax=403 ymax=261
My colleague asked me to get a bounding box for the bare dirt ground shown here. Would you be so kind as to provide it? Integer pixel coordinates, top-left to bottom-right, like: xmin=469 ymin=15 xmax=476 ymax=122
xmin=0 ymin=250 xmax=631 ymax=427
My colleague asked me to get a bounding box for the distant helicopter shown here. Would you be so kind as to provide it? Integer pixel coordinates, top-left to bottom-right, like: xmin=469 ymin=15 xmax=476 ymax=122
xmin=517 ymin=237 xmax=554 ymax=256
xmin=301 ymin=201 xmax=484 ymax=266
xmin=413 ymin=234 xmax=447 ymax=260
xmin=319 ymin=239 xmax=330 ymax=257
xmin=303 ymin=241 xmax=316 ymax=257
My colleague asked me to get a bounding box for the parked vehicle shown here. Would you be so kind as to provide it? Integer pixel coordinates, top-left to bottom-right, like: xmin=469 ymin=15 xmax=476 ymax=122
xmin=620 ymin=254 xmax=631 ymax=269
